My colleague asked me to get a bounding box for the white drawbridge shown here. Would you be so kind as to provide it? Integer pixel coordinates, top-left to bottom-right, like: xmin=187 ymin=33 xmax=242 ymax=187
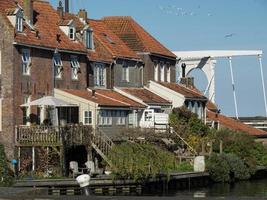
xmin=173 ymin=50 xmax=267 ymax=119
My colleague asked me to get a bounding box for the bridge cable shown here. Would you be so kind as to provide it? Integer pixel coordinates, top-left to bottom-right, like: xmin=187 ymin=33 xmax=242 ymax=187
xmin=228 ymin=56 xmax=239 ymax=119
xmin=258 ymin=54 xmax=267 ymax=118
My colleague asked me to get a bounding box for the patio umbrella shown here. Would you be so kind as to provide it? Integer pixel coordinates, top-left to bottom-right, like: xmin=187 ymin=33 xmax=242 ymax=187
xmin=20 ymin=96 xmax=75 ymax=107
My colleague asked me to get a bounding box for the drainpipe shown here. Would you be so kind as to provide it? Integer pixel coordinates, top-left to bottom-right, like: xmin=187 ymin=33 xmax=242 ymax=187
xmin=109 ymin=59 xmax=117 ymax=89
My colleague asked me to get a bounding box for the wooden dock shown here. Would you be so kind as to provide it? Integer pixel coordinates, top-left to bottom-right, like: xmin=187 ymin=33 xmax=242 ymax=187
xmin=14 ymin=172 xmax=210 ymax=196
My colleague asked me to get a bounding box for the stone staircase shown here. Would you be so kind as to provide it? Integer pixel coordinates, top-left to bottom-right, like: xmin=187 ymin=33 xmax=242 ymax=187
xmin=91 ymin=130 xmax=114 ymax=167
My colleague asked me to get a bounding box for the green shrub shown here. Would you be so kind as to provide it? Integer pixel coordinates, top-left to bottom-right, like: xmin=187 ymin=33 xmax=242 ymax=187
xmin=108 ymin=142 xmax=188 ymax=181
xmin=0 ymin=144 xmax=14 ymax=186
xmin=206 ymin=153 xmax=251 ymax=183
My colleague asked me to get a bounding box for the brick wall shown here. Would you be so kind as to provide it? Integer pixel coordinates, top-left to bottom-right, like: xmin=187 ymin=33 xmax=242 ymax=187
xmin=0 ymin=14 xmax=16 ymax=159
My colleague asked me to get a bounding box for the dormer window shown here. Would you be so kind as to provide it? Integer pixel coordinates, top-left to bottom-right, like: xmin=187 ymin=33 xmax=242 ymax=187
xmin=69 ymin=27 xmax=75 ymax=40
xmin=86 ymin=28 xmax=93 ymax=49
xmin=22 ymin=49 xmax=31 ymax=75
xmin=16 ymin=14 xmax=23 ymax=32
xmin=53 ymin=53 xmax=63 ymax=79
xmin=70 ymin=56 xmax=80 ymax=80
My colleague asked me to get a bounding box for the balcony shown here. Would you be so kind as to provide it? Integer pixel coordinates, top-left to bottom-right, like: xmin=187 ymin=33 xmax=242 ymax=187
xmin=15 ymin=125 xmax=93 ymax=147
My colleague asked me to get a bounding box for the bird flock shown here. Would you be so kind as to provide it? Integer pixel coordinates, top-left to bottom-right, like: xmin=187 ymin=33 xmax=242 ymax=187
xmin=158 ymin=4 xmax=236 ymax=39
xmin=158 ymin=5 xmax=213 ymax=17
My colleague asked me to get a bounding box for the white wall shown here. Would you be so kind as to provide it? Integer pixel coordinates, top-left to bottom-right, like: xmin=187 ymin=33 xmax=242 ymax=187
xmin=54 ymin=89 xmax=98 ymax=128
xmin=147 ymin=81 xmax=185 ymax=108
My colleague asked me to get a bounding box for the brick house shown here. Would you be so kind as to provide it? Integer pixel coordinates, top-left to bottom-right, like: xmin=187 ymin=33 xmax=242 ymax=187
xmin=102 ymin=16 xmax=177 ymax=85
xmin=0 ymin=0 xmax=89 ymax=158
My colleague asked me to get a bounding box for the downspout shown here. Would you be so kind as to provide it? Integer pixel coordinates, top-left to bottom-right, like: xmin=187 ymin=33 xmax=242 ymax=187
xmin=109 ymin=59 xmax=117 ymax=89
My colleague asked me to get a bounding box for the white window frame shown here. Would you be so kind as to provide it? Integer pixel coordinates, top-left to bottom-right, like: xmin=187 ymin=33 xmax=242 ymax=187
xmin=116 ymin=111 xmax=126 ymax=125
xmin=86 ymin=29 xmax=94 ymax=49
xmin=23 ymin=95 xmax=31 ymax=126
xmin=94 ymin=63 xmax=106 ymax=87
xmin=160 ymin=63 xmax=165 ymax=82
xmin=122 ymin=64 xmax=129 ymax=82
xmin=16 ymin=14 xmax=23 ymax=32
xmin=22 ymin=49 xmax=31 ymax=75
xmin=154 ymin=63 xmax=158 ymax=81
xmin=70 ymin=56 xmax=80 ymax=80
xmin=84 ymin=111 xmax=92 ymax=125
xmin=53 ymin=53 xmax=63 ymax=79
xmin=69 ymin=27 xmax=75 ymax=40
xmin=99 ymin=110 xmax=112 ymax=126
xmin=167 ymin=65 xmax=171 ymax=83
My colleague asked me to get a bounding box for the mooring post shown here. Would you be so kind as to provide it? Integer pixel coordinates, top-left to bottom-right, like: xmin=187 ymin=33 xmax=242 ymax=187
xmin=76 ymin=174 xmax=91 ymax=196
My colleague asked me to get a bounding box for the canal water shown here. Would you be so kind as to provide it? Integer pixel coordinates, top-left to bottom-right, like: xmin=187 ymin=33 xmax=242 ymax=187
xmin=161 ymin=178 xmax=267 ymax=198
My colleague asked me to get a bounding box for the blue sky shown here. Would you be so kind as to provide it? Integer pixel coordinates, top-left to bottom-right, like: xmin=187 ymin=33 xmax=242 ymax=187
xmin=50 ymin=0 xmax=267 ymax=117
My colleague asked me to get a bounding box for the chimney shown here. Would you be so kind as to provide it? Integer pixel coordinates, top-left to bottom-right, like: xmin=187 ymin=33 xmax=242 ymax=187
xmin=65 ymin=0 xmax=69 ymax=13
xmin=23 ymin=0 xmax=33 ymax=25
xmin=57 ymin=1 xmax=64 ymax=18
xmin=180 ymin=77 xmax=195 ymax=88
xmin=78 ymin=9 xmax=88 ymax=22
xmin=181 ymin=63 xmax=186 ymax=78
xmin=92 ymin=90 xmax=96 ymax=97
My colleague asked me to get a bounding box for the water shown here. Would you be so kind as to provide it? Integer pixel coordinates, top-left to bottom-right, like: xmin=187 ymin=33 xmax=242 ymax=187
xmin=167 ymin=179 xmax=267 ymax=198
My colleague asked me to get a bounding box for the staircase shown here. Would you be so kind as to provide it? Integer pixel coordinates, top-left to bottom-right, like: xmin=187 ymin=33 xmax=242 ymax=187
xmin=170 ymin=128 xmax=198 ymax=162
xmin=91 ymin=130 xmax=114 ymax=167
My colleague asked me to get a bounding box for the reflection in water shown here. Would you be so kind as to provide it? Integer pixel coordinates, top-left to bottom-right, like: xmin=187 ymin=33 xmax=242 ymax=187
xmin=169 ymin=179 xmax=267 ymax=197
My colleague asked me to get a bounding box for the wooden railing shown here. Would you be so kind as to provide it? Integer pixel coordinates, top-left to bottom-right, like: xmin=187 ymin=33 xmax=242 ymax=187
xmin=91 ymin=130 xmax=114 ymax=166
xmin=15 ymin=125 xmax=92 ymax=146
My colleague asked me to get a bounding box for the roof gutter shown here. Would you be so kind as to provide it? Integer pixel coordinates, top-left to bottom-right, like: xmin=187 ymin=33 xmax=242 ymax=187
xmin=114 ymin=56 xmax=143 ymax=63
xmin=13 ymin=42 xmax=87 ymax=55
xmin=137 ymin=52 xmax=176 ymax=60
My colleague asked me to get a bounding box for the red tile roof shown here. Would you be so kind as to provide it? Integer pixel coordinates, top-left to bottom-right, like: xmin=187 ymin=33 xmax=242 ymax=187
xmin=121 ymin=88 xmax=171 ymax=105
xmin=0 ymin=0 xmax=86 ymax=53
xmin=62 ymin=89 xmax=144 ymax=108
xmin=207 ymin=110 xmax=267 ymax=136
xmin=157 ymin=82 xmax=207 ymax=100
xmin=95 ymin=89 xmax=146 ymax=108
xmin=88 ymin=19 xmax=141 ymax=61
xmin=103 ymin=16 xmax=176 ymax=59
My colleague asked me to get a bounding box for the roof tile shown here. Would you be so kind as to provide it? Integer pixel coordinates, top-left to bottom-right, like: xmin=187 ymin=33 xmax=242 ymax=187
xmin=207 ymin=110 xmax=267 ymax=136
xmin=103 ymin=16 xmax=176 ymax=58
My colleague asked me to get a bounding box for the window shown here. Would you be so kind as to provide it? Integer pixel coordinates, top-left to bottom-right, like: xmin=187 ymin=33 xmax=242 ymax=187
xmin=69 ymin=27 xmax=75 ymax=40
xmin=86 ymin=29 xmax=93 ymax=49
xmin=22 ymin=95 xmax=31 ymax=126
xmin=21 ymin=49 xmax=31 ymax=75
xmin=122 ymin=64 xmax=129 ymax=82
xmin=116 ymin=111 xmax=126 ymax=125
xmin=84 ymin=111 xmax=92 ymax=125
xmin=99 ymin=110 xmax=112 ymax=126
xmin=160 ymin=63 xmax=165 ymax=82
xmin=53 ymin=53 xmax=63 ymax=79
xmin=70 ymin=56 xmax=80 ymax=80
xmin=16 ymin=14 xmax=23 ymax=32
xmin=167 ymin=65 xmax=171 ymax=82
xmin=94 ymin=63 xmax=105 ymax=87
xmin=154 ymin=63 xmax=158 ymax=81
xmin=102 ymin=33 xmax=115 ymax=44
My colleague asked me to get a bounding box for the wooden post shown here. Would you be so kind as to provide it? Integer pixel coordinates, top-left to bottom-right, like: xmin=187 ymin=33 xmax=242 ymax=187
xmin=32 ymin=147 xmax=35 ymax=171
xmin=209 ymin=141 xmax=213 ymax=155
xmin=201 ymin=141 xmax=205 ymax=155
xmin=219 ymin=140 xmax=223 ymax=154
xmin=18 ymin=147 xmax=21 ymax=171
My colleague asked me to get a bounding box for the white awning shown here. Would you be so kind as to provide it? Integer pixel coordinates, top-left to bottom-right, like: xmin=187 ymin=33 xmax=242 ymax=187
xmin=20 ymin=96 xmax=77 ymax=107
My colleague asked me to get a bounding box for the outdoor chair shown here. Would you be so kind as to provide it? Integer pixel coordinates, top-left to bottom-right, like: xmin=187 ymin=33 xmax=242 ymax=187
xmin=69 ymin=161 xmax=86 ymax=178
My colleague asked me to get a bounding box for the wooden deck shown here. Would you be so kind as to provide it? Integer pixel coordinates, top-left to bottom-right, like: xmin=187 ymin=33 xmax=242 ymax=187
xmin=15 ymin=125 xmax=92 ymax=147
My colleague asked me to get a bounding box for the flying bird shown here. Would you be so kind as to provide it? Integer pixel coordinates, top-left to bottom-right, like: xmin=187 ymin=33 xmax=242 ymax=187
xmin=224 ymin=33 xmax=236 ymax=38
